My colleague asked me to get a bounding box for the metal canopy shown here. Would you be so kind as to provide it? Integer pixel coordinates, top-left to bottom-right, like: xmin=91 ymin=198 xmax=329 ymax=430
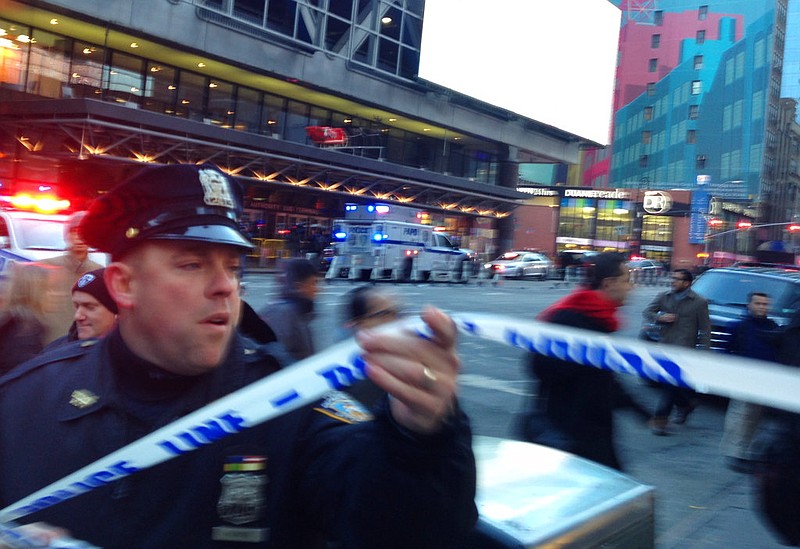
xmin=0 ymin=99 xmax=527 ymax=218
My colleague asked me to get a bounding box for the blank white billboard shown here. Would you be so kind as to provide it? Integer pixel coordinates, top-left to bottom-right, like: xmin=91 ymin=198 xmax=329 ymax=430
xmin=419 ymin=0 xmax=621 ymax=145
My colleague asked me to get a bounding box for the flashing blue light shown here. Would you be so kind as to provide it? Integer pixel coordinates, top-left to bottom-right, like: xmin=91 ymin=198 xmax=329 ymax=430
xmin=367 ymin=205 xmax=375 ymax=213
xmin=334 ymin=231 xmax=347 ymax=240
xmin=372 ymin=233 xmax=389 ymax=242
xmin=345 ymin=204 xmax=357 ymax=211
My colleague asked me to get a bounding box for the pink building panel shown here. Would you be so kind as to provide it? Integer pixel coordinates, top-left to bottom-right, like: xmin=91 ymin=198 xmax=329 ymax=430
xmin=614 ymin=10 xmax=743 ymax=112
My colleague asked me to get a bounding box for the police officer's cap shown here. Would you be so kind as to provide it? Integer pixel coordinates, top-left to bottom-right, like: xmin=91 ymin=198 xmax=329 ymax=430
xmin=80 ymin=164 xmax=253 ymax=258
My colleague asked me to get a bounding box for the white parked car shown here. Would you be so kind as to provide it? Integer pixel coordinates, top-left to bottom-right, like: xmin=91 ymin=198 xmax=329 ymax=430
xmin=483 ymin=251 xmax=552 ymax=279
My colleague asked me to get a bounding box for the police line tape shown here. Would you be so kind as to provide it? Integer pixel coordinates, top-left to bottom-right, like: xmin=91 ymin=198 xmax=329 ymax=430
xmin=3 ymin=312 xmax=800 ymax=529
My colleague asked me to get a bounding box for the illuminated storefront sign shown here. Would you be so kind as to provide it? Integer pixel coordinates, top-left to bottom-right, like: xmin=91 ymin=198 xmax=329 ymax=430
xmin=516 ymin=187 xmax=559 ymax=196
xmin=564 ymin=189 xmax=631 ymax=199
xmin=642 ymin=191 xmax=673 ymax=214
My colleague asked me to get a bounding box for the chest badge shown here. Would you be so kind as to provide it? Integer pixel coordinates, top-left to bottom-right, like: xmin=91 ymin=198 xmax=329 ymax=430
xmin=69 ymin=389 xmax=98 ymax=409
xmin=217 ymin=456 xmax=268 ymax=526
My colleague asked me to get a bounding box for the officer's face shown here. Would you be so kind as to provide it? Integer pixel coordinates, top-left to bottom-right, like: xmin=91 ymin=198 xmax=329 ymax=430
xmin=72 ymin=291 xmax=116 ymax=340
xmin=115 ymin=240 xmax=242 ymax=375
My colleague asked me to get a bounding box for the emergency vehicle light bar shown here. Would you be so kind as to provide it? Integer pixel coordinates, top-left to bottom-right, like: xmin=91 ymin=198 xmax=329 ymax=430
xmin=1 ymin=193 xmax=71 ymax=214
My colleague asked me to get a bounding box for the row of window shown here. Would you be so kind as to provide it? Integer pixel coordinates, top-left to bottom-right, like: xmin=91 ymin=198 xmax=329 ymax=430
xmin=0 ymin=17 xmax=499 ymax=183
xmin=642 ymin=129 xmax=697 ymax=145
xmin=199 ymin=0 xmax=424 ymax=80
xmin=650 ymin=5 xmax=709 ymax=26
xmin=639 ymin=154 xmax=707 ymax=169
xmin=648 ymin=55 xmax=703 ymax=73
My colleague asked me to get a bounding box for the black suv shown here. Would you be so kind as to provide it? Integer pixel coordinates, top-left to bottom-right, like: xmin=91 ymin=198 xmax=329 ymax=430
xmin=691 ymin=264 xmax=800 ymax=351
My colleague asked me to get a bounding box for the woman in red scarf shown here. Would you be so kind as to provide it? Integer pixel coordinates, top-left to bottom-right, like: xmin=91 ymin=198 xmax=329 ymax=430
xmin=521 ymin=252 xmax=643 ymax=470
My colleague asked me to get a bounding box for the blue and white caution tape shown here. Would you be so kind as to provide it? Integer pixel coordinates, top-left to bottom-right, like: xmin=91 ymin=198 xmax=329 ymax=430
xmin=0 ymin=336 xmax=372 ymax=525
xmin=449 ymin=313 xmax=800 ymax=413
xmin=3 ymin=313 xmax=800 ymax=529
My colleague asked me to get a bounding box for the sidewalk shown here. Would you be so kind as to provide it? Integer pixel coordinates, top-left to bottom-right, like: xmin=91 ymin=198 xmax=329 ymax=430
xmin=615 ymin=377 xmax=783 ymax=548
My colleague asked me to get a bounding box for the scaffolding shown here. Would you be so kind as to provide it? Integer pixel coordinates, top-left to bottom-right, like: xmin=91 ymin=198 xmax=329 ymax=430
xmin=620 ymin=0 xmax=658 ymax=25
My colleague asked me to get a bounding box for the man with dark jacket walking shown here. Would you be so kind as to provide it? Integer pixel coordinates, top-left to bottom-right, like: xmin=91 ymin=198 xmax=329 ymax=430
xmin=523 ymin=252 xmax=643 ymax=470
xmin=644 ymin=268 xmax=711 ymax=435
xmin=720 ymin=292 xmax=780 ymax=472
xmin=259 ymin=258 xmax=318 ymax=361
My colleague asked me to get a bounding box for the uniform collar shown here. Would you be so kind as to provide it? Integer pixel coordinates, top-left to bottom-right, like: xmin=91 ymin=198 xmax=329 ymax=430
xmin=55 ymin=330 xmax=258 ymax=422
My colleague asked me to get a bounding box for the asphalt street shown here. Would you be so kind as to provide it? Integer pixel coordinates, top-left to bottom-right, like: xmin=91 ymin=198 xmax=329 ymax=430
xmin=243 ymin=271 xmax=785 ymax=548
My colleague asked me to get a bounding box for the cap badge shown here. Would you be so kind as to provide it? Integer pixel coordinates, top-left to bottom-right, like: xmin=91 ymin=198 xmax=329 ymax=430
xmin=69 ymin=389 xmax=99 ymax=409
xmin=76 ymin=273 xmax=96 ymax=288
xmin=125 ymin=227 xmax=139 ymax=239
xmin=199 ymin=169 xmax=234 ymax=209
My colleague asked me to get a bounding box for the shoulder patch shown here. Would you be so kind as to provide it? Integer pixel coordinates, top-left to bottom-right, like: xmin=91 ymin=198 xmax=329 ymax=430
xmin=314 ymin=390 xmax=374 ymax=424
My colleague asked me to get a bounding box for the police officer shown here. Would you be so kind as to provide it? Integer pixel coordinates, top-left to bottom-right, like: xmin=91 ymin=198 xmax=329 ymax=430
xmin=0 ymin=164 xmax=476 ymax=548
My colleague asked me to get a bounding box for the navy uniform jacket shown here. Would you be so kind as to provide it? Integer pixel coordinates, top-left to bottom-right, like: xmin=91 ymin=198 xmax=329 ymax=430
xmin=0 ymin=330 xmax=477 ymax=548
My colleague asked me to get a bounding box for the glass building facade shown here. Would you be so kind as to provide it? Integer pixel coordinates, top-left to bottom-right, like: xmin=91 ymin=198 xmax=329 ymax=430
xmin=0 ymin=12 xmax=499 ymax=184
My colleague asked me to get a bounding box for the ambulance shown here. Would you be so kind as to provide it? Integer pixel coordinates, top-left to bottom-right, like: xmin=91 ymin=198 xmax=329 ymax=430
xmin=325 ymin=203 xmax=476 ymax=282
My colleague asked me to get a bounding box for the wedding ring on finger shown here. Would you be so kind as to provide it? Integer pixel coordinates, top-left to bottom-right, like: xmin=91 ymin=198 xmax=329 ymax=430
xmin=421 ymin=366 xmax=438 ymax=387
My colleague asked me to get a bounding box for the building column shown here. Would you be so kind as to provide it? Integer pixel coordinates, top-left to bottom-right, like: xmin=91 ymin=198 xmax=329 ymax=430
xmin=496 ymin=146 xmax=519 ymax=253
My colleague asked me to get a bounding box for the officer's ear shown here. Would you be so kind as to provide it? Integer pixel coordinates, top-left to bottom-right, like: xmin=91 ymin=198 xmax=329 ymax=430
xmin=105 ymin=262 xmax=135 ymax=310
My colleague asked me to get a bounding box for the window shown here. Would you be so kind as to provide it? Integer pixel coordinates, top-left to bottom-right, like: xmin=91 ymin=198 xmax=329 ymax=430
xmin=647 ymin=82 xmax=656 ymax=96
xmin=642 ymin=130 xmax=651 ymax=144
xmin=644 ymin=106 xmax=654 ymax=120
xmin=70 ymin=41 xmax=105 ymax=99
xmin=691 ymin=80 xmax=702 ymax=95
xmin=696 ymin=30 xmax=705 ymax=44
xmin=640 ymin=155 xmax=649 ymax=168
xmin=689 ymin=104 xmax=699 ymax=120
xmin=696 ymin=154 xmax=707 ymax=170
xmin=654 ymin=10 xmax=663 ymax=26
xmin=103 ymin=51 xmax=144 ymax=107
xmin=143 ymin=63 xmax=177 ymax=114
xmin=233 ymin=87 xmax=261 ymax=133
xmin=699 ymin=5 xmax=708 ymax=20
xmin=27 ymin=29 xmax=72 ymax=98
xmin=694 ymin=55 xmax=703 ymax=70
xmin=206 ymin=80 xmax=235 ymax=127
xmin=174 ymin=71 xmax=206 ymax=121
xmin=648 ymin=58 xmax=658 ymax=72
xmin=687 ymin=130 xmax=697 ymax=144
xmin=651 ymin=34 xmax=661 ymax=48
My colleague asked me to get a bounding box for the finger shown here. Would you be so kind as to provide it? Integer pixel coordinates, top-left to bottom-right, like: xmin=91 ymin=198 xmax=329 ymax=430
xmin=418 ymin=306 xmax=457 ymax=348
xmin=356 ymin=307 xmax=459 ymax=375
xmin=367 ymin=359 xmax=456 ymax=433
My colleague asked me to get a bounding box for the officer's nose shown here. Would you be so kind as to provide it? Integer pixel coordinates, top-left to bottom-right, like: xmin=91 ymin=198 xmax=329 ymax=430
xmin=207 ymin=262 xmax=238 ymax=298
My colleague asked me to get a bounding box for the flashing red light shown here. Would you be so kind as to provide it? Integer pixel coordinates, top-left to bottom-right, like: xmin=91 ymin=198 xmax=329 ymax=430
xmin=708 ymin=218 xmax=724 ymax=227
xmin=736 ymin=220 xmax=752 ymax=229
xmin=4 ymin=193 xmax=71 ymax=214
xmin=788 ymin=224 xmax=800 ymax=232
